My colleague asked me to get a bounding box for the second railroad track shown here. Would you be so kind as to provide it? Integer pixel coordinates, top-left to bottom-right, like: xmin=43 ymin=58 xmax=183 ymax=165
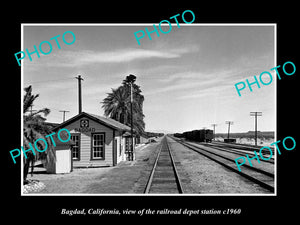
xmin=173 ymin=138 xmax=274 ymax=193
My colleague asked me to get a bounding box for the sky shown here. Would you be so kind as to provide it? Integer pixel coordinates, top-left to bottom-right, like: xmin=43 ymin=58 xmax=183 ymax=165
xmin=22 ymin=24 xmax=276 ymax=134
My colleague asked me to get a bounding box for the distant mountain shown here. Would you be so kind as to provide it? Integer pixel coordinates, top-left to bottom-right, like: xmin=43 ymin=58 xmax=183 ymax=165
xmin=215 ymin=131 xmax=274 ymax=138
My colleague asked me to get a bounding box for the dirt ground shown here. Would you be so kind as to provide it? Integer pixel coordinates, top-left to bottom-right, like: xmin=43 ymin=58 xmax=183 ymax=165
xmin=26 ymin=141 xmax=161 ymax=195
xmin=26 ymin=136 xmax=273 ymax=195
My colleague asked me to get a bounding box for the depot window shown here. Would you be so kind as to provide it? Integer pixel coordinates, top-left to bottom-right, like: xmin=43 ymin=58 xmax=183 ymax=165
xmin=71 ymin=134 xmax=80 ymax=161
xmin=91 ymin=133 xmax=105 ymax=160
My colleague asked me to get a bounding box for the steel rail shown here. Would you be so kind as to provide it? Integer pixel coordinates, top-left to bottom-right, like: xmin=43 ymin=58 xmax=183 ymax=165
xmin=144 ymin=140 xmax=163 ymax=193
xmin=212 ymin=141 xmax=274 ymax=154
xmin=165 ymin=137 xmax=184 ymax=193
xmin=199 ymin=142 xmax=275 ymax=164
xmin=174 ymin=138 xmax=274 ymax=177
xmin=144 ymin=137 xmax=184 ymax=194
xmin=173 ymin=138 xmax=274 ymax=193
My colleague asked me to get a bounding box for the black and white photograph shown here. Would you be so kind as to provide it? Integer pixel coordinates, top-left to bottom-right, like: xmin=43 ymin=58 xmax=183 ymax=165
xmin=21 ymin=24 xmax=276 ymax=196
xmin=4 ymin=4 xmax=298 ymax=221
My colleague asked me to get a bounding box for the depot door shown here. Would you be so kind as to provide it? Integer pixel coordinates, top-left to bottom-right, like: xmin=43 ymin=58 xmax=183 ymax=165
xmin=113 ymin=139 xmax=117 ymax=166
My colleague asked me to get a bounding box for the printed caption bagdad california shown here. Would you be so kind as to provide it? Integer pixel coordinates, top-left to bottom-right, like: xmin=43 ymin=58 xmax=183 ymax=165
xmin=60 ymin=208 xmax=242 ymax=216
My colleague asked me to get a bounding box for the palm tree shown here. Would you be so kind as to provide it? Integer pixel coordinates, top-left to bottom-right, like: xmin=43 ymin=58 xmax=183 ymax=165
xmin=101 ymin=82 xmax=145 ymax=136
xmin=23 ymin=85 xmax=55 ymax=183
xmin=102 ymin=86 xmax=130 ymax=124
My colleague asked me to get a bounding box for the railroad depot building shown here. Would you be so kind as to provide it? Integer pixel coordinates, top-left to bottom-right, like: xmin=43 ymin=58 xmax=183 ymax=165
xmin=53 ymin=112 xmax=134 ymax=168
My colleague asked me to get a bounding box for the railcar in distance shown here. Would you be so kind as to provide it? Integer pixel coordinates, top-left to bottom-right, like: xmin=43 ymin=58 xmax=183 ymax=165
xmin=173 ymin=133 xmax=184 ymax=138
xmin=175 ymin=129 xmax=213 ymax=142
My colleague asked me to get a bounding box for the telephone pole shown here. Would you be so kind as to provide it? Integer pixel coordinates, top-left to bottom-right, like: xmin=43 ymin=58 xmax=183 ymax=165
xmin=75 ymin=75 xmax=84 ymax=114
xmin=225 ymin=121 xmax=234 ymax=139
xmin=211 ymin=124 xmax=217 ymax=140
xmin=124 ymin=74 xmax=136 ymax=161
xmin=59 ymin=110 xmax=70 ymax=122
xmin=250 ymin=112 xmax=262 ymax=146
xmin=29 ymin=105 xmax=37 ymax=115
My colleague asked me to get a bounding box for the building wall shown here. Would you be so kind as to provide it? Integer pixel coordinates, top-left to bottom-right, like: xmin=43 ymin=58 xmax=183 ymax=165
xmin=46 ymin=144 xmax=72 ymax=174
xmin=55 ymin=150 xmax=72 ymax=173
xmin=139 ymin=136 xmax=148 ymax=144
xmin=63 ymin=116 xmax=117 ymax=167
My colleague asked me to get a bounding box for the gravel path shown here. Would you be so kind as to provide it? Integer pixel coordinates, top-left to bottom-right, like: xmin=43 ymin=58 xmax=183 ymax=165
xmin=26 ymin=141 xmax=161 ymax=194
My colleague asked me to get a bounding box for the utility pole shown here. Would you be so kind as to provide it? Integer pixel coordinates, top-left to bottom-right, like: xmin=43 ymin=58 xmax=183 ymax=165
xmin=250 ymin=112 xmax=262 ymax=146
xmin=124 ymin=74 xmax=136 ymax=161
xmin=211 ymin=124 xmax=217 ymax=140
xmin=29 ymin=105 xmax=37 ymax=115
xmin=130 ymin=82 xmax=134 ymax=160
xmin=225 ymin=121 xmax=234 ymax=139
xmin=75 ymin=75 xmax=84 ymax=114
xmin=59 ymin=110 xmax=70 ymax=122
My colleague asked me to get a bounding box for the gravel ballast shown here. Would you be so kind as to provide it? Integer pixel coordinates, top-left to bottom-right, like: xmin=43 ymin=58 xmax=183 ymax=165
xmin=167 ymin=137 xmax=273 ymax=194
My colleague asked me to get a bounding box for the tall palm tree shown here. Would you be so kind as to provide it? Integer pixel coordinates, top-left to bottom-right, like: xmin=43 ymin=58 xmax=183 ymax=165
xmin=101 ymin=83 xmax=145 ymax=135
xmin=23 ymin=85 xmax=55 ymax=183
xmin=102 ymin=86 xmax=130 ymax=124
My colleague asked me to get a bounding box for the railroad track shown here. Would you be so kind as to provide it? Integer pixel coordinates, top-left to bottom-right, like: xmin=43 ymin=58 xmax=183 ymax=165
xmin=211 ymin=141 xmax=275 ymax=154
xmin=171 ymin=137 xmax=275 ymax=193
xmin=201 ymin=142 xmax=275 ymax=164
xmin=144 ymin=137 xmax=184 ymax=194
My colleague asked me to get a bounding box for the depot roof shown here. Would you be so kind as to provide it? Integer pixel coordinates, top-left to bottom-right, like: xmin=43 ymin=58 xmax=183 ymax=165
xmin=53 ymin=111 xmax=132 ymax=132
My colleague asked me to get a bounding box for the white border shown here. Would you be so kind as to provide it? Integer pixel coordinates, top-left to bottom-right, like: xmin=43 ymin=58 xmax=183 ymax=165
xmin=21 ymin=23 xmax=277 ymax=197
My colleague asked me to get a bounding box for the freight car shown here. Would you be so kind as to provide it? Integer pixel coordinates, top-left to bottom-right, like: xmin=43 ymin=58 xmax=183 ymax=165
xmin=204 ymin=129 xmax=213 ymax=142
xmin=183 ymin=129 xmax=213 ymax=142
xmin=195 ymin=129 xmax=213 ymax=142
xmin=173 ymin=133 xmax=183 ymax=138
